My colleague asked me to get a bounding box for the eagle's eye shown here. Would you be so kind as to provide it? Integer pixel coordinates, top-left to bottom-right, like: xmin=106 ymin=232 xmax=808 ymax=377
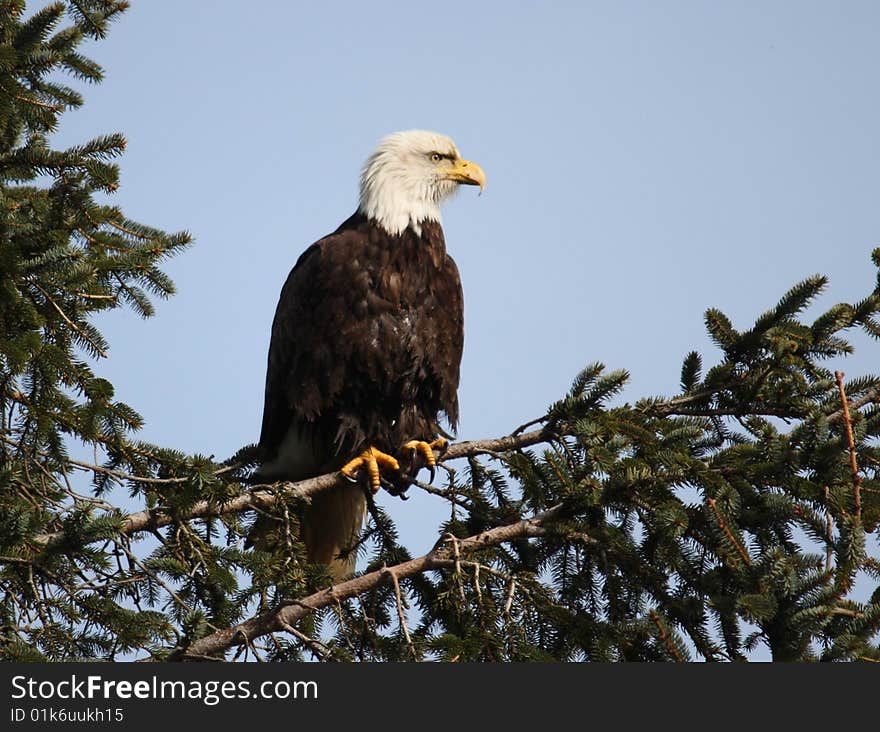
xmin=430 ymin=152 xmax=442 ymax=162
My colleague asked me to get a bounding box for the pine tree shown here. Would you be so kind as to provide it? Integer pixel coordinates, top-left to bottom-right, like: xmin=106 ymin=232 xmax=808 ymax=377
xmin=2 ymin=1 xmax=879 ymax=662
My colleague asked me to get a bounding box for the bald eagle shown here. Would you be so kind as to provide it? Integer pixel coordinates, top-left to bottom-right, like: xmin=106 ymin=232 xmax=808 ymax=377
xmin=251 ymin=130 xmax=485 ymax=579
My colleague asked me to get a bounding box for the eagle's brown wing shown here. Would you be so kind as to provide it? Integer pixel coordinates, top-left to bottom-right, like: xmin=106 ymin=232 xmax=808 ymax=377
xmin=258 ymin=241 xmax=323 ymax=470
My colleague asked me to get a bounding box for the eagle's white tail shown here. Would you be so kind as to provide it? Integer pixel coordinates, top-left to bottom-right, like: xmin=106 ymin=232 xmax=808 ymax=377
xmin=300 ymin=483 xmax=366 ymax=581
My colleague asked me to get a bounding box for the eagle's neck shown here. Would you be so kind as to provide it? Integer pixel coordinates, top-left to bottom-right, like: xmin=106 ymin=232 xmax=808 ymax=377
xmin=358 ymin=162 xmax=444 ymax=237
xmin=357 ymin=195 xmax=440 ymax=238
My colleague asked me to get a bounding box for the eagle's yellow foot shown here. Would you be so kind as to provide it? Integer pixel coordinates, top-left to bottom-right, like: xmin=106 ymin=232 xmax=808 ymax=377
xmin=340 ymin=447 xmax=400 ymax=493
xmin=403 ymin=437 xmax=449 ymax=482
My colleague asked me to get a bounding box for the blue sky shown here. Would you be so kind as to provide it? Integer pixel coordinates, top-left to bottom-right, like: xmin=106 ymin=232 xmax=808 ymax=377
xmin=47 ymin=1 xmax=880 ymax=615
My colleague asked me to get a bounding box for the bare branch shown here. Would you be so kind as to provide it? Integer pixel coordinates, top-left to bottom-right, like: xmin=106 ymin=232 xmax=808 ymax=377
xmin=34 ymin=427 xmax=553 ymax=547
xmin=385 ymin=566 xmax=417 ymax=661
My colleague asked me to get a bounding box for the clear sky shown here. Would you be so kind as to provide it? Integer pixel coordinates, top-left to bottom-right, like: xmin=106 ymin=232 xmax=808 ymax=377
xmin=48 ymin=2 xmax=880 ymax=605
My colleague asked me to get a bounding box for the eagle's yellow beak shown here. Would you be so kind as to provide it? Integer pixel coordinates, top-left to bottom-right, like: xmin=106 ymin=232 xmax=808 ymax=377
xmin=444 ymin=158 xmax=486 ymax=191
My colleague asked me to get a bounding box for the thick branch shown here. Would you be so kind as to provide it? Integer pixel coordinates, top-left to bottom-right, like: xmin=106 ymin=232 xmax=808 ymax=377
xmin=168 ymin=505 xmax=562 ymax=660
xmin=35 ymin=374 xmax=877 ymax=544
xmin=32 ymin=375 xmax=878 ymax=550
xmin=33 ymin=427 xmax=553 ymax=547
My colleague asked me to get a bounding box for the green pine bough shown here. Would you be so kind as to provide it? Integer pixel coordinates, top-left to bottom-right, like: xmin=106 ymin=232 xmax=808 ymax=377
xmin=2 ymin=1 xmax=879 ymax=662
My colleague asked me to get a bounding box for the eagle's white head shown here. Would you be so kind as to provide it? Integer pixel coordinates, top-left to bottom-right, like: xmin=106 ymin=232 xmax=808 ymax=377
xmin=358 ymin=130 xmax=486 ymax=236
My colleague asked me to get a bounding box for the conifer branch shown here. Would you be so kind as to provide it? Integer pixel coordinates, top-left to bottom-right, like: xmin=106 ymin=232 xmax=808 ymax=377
xmin=33 ymin=427 xmax=554 ymax=547
xmin=30 ymin=372 xmax=879 ymax=551
xmin=75 ymin=291 xmax=116 ymax=301
xmin=69 ymin=457 xmax=236 ymax=485
xmin=27 ymin=280 xmax=108 ymax=358
xmin=824 ymin=486 xmax=834 ymax=572
xmin=106 ymin=218 xmax=154 ymax=239
xmin=167 ymin=505 xmax=561 ymax=660
xmin=827 ymin=387 xmax=880 ymax=423
xmin=835 ymin=371 xmax=863 ymax=520
xmin=649 ymin=610 xmax=684 ymax=662
xmin=76 ymin=227 xmax=102 ymax=245
xmin=707 ymin=498 xmax=751 ymax=566
xmin=14 ymin=94 xmax=61 ymax=111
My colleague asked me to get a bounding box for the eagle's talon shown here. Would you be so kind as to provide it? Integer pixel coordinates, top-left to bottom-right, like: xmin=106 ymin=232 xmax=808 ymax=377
xmin=340 ymin=447 xmax=400 ymax=494
xmin=382 ymin=476 xmax=410 ymax=498
xmin=408 ymin=443 xmax=436 ymax=483
xmin=402 ymin=438 xmax=447 ymax=482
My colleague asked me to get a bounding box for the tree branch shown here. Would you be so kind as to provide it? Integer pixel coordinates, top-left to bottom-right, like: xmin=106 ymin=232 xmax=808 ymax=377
xmin=32 ymin=427 xmax=554 ymax=547
xmin=167 ymin=505 xmax=562 ymax=661
xmin=835 ymin=371 xmax=863 ymax=520
xmin=32 ymin=374 xmax=879 ymax=551
xmin=27 ymin=280 xmax=107 ymax=358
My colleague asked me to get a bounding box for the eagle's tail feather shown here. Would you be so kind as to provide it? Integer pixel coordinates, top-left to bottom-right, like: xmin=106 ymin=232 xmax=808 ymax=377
xmin=300 ymin=482 xmax=366 ymax=581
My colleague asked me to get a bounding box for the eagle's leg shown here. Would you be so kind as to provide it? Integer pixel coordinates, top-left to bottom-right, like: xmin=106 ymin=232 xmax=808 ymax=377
xmin=402 ymin=437 xmax=449 ymax=482
xmin=340 ymin=447 xmax=400 ymax=493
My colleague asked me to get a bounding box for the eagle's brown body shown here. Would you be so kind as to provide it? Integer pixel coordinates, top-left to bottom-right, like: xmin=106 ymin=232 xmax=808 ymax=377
xmin=255 ymin=211 xmax=464 ymax=577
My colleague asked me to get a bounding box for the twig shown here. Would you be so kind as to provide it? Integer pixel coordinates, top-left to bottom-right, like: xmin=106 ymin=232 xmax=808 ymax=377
xmin=835 ymin=372 xmax=862 ymax=520
xmin=411 ymin=478 xmax=473 ymax=511
xmin=332 ymin=601 xmax=360 ymax=659
xmin=0 ymin=434 xmax=237 ymax=486
xmin=165 ymin=505 xmax=562 ymax=660
xmin=107 ymin=219 xmax=155 ymax=240
xmin=75 ymin=228 xmax=102 ymax=245
xmin=0 ymin=555 xmax=33 ymax=564
xmin=473 ymin=563 xmax=483 ymax=606
xmin=652 ymin=386 xmax=725 ymax=413
xmin=28 ymin=281 xmax=107 ymax=358
xmin=445 ymin=533 xmax=466 ymax=602
xmin=279 ymin=622 xmax=333 ymax=662
xmin=14 ymin=94 xmax=60 ymax=111
xmin=503 ymin=578 xmax=517 ymax=617
xmin=706 ymin=498 xmax=751 ymax=566
xmin=113 ymin=538 xmax=212 ymax=629
xmin=385 ymin=567 xmax=417 ymax=661
xmin=657 ymin=379 xmax=879 ymax=425
xmin=824 ymin=486 xmax=834 ymax=573
xmin=173 ymin=652 xmax=224 ymax=663
xmin=649 ymin=610 xmax=684 ymax=662
xmin=233 ymin=629 xmax=263 ymax=662
xmin=511 ymin=416 xmax=548 ymax=436
xmin=75 ymin=292 xmax=117 ymax=301
xmin=65 ymin=457 xmax=204 ymax=485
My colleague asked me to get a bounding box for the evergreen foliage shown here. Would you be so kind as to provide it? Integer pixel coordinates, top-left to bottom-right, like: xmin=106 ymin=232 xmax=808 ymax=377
xmin=2 ymin=1 xmax=879 ymax=662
